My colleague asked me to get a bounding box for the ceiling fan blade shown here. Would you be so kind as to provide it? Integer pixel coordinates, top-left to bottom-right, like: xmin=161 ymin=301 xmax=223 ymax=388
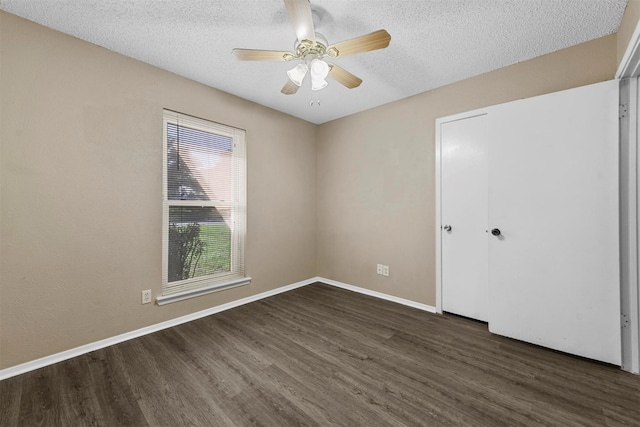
xmin=328 ymin=64 xmax=362 ymax=89
xmin=284 ymin=0 xmax=316 ymax=43
xmin=281 ymin=79 xmax=300 ymax=95
xmin=233 ymin=48 xmax=295 ymax=61
xmin=327 ymin=29 xmax=391 ymax=58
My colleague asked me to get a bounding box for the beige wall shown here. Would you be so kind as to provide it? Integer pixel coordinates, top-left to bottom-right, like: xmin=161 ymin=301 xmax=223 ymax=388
xmin=316 ymin=35 xmax=618 ymax=306
xmin=618 ymin=0 xmax=640 ymax=65
xmin=0 ymin=12 xmax=317 ymax=369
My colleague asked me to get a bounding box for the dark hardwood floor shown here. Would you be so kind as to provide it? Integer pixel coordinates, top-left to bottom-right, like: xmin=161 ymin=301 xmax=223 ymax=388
xmin=2 ymin=283 xmax=639 ymax=426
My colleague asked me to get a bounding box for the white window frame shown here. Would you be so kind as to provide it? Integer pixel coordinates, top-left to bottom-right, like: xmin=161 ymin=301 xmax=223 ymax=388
xmin=158 ymin=110 xmax=249 ymax=305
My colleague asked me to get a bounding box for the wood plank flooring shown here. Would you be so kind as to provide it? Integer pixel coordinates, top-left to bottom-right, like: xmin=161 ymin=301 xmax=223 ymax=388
xmin=2 ymin=283 xmax=639 ymax=426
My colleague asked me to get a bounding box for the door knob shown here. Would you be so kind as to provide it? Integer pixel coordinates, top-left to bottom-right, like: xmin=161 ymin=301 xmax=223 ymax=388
xmin=491 ymin=228 xmax=501 ymax=236
xmin=443 ymin=225 xmax=452 ymax=232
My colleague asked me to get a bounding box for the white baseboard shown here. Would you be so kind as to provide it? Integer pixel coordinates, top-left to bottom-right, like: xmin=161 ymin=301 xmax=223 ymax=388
xmin=1 ymin=276 xmax=434 ymax=380
xmin=314 ymin=277 xmax=437 ymax=313
xmin=0 ymin=277 xmax=316 ymax=381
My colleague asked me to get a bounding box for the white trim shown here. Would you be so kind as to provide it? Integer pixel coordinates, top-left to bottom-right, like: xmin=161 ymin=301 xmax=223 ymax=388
xmin=0 ymin=276 xmax=436 ymax=381
xmin=0 ymin=277 xmax=316 ymax=381
xmin=315 ymin=277 xmax=437 ymax=313
xmin=619 ymin=77 xmax=640 ymax=374
xmin=435 ymin=118 xmax=443 ymax=314
xmin=617 ymin=19 xmax=640 ymax=79
xmin=156 ymin=276 xmax=252 ymax=305
xmin=616 ymin=17 xmax=640 ymax=374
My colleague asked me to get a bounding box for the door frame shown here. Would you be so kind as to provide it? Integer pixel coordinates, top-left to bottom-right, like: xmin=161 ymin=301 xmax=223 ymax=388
xmin=616 ymin=19 xmax=640 ymax=374
xmin=435 ymin=110 xmax=490 ymax=315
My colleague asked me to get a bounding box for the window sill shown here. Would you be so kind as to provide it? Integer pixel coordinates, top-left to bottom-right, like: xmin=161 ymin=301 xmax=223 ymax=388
xmin=156 ymin=277 xmax=252 ymax=306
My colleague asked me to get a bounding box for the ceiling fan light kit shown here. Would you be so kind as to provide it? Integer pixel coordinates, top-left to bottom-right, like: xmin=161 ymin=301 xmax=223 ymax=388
xmin=310 ymin=59 xmax=329 ymax=90
xmin=287 ymin=63 xmax=308 ymax=86
xmin=232 ymin=0 xmax=391 ymax=95
xmin=311 ymin=77 xmax=327 ymax=91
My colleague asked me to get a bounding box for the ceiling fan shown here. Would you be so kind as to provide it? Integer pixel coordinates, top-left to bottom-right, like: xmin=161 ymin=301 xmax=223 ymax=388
xmin=232 ymin=0 xmax=391 ymax=95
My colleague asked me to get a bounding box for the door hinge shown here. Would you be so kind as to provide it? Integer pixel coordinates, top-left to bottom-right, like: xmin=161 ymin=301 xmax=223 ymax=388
xmin=622 ymin=313 xmax=630 ymax=328
xmin=620 ymin=104 xmax=628 ymax=119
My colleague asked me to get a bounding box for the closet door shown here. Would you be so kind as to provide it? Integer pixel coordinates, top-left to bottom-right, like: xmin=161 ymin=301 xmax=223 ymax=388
xmin=487 ymin=80 xmax=621 ymax=365
xmin=440 ymin=114 xmax=489 ymax=321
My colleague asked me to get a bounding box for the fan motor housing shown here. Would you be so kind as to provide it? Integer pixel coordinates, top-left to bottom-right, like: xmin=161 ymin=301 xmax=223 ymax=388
xmin=294 ymin=32 xmax=329 ymax=60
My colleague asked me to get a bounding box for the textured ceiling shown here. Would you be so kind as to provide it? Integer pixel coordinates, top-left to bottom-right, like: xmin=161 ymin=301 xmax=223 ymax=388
xmin=0 ymin=0 xmax=628 ymax=124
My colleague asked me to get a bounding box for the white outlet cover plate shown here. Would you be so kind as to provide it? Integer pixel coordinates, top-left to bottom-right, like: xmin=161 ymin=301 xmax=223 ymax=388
xmin=382 ymin=266 xmax=389 ymax=276
xmin=142 ymin=290 xmax=152 ymax=304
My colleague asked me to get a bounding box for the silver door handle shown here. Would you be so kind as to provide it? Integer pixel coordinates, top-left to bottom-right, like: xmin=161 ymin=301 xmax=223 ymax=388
xmin=443 ymin=225 xmax=452 ymax=232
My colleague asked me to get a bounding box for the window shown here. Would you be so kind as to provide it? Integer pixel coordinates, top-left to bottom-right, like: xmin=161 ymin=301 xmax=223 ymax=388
xmin=161 ymin=110 xmax=247 ymax=300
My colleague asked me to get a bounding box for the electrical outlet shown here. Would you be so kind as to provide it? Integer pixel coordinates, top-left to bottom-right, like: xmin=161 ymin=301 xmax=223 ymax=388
xmin=376 ymin=264 xmax=383 ymax=275
xmin=382 ymin=265 xmax=390 ymax=277
xmin=142 ymin=289 xmax=152 ymax=304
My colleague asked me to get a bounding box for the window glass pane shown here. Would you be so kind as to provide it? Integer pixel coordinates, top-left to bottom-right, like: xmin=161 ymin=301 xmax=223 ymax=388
xmin=168 ymin=206 xmax=232 ymax=283
xmin=167 ymin=123 xmax=233 ymax=201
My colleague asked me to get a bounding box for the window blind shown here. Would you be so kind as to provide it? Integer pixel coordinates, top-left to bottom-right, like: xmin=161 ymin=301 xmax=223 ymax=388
xmin=162 ymin=110 xmax=246 ymax=295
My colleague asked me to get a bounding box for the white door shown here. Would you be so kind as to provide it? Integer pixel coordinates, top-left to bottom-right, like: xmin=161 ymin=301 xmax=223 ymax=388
xmin=440 ymin=114 xmax=489 ymax=322
xmin=487 ymin=80 xmax=621 ymax=365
